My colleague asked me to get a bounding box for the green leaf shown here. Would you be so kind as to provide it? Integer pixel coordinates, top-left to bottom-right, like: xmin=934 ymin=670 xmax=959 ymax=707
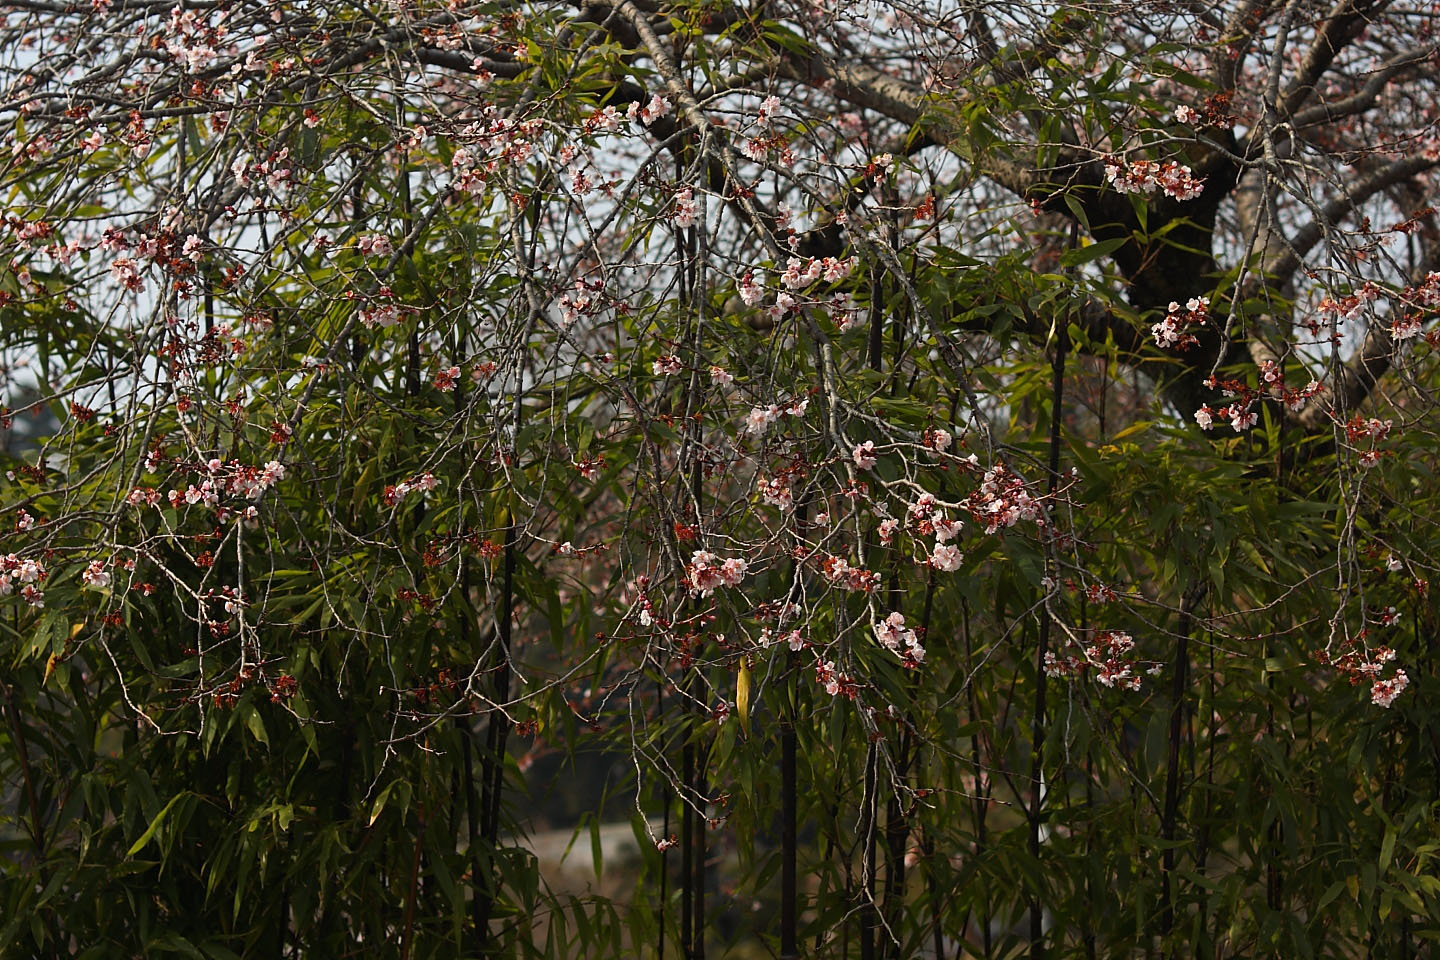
xmin=590 ymin=813 xmax=604 ymax=880
xmin=1060 ymin=235 xmax=1128 ymax=266
xmin=241 ymin=703 xmax=269 ymax=747
xmin=127 ymin=792 xmax=189 ymax=857
xmin=369 ymin=781 xmax=398 ymax=827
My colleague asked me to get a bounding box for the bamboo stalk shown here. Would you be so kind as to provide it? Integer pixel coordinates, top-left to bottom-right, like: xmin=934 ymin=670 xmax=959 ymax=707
xmin=1029 ymin=318 xmax=1067 ymax=960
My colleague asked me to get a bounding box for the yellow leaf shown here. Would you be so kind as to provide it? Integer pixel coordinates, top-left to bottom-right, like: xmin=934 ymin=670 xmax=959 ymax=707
xmin=1110 ymin=420 xmax=1153 ymax=441
xmin=44 ymin=652 xmax=59 ymax=685
xmin=736 ymin=658 xmax=752 ymax=737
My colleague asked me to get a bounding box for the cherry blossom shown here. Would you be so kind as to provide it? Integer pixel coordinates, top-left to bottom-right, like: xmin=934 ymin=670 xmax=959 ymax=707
xmin=672 ymin=188 xmax=698 ymax=229
xmin=686 ymin=550 xmax=748 ymax=597
xmin=1371 ymin=669 xmax=1409 ymax=708
xmin=1105 ymin=157 xmax=1205 ymax=200
xmin=930 ymin=544 xmax=963 ymax=572
xmin=627 ymin=94 xmax=671 ymax=126
xmin=81 ymin=560 xmax=111 ymax=590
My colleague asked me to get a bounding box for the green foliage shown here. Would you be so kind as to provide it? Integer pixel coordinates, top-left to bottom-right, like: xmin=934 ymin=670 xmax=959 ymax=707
xmin=4 ymin=0 xmax=1440 ymax=956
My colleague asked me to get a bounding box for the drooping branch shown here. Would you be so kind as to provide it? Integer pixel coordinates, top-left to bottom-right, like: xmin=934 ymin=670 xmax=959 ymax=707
xmin=1271 ymin=153 xmax=1440 ymax=283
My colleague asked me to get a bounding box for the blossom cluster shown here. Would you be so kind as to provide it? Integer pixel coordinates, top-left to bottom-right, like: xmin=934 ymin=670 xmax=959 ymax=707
xmin=897 ymin=492 xmax=964 ymax=570
xmin=758 ymin=472 xmax=800 ymax=511
xmin=671 ymin=188 xmax=698 ymax=228
xmin=744 ymin=396 xmax=809 ymax=436
xmin=1345 ymin=415 xmax=1394 ymax=445
xmin=446 ymin=113 xmax=546 ymax=194
xmin=81 ymin=560 xmax=111 ymax=590
xmin=737 ymin=257 xmax=857 ymax=325
xmin=1104 ymin=157 xmax=1205 ymax=200
xmin=0 ymin=554 xmax=46 ymax=607
xmin=1197 ymin=357 xmax=1327 ymax=430
xmin=382 ymin=471 xmax=439 ymax=506
xmin=1194 ymin=399 xmax=1254 ymax=432
xmin=129 ymin=459 xmax=285 ymax=511
xmin=759 ymin=626 xmax=806 ymax=651
xmin=1316 ymin=281 xmax=1380 ymax=322
xmin=686 ymin=550 xmax=748 ymax=597
xmin=740 ymin=133 xmax=795 ymax=165
xmin=357 ymin=288 xmax=406 ymax=329
xmin=1370 ymin=669 xmax=1410 ymax=708
xmin=1345 ymin=414 xmax=1394 ymax=469
xmin=1409 ymin=271 xmax=1440 ymax=310
xmin=962 ymin=463 xmax=1043 ymax=535
xmin=627 ymin=94 xmax=671 ymax=126
xmin=817 ymin=553 xmax=881 ymax=593
xmin=873 ymin=611 xmax=926 ymax=667
xmin=780 ymin=255 xmax=856 ymax=289
xmin=163 ymin=5 xmax=227 ymax=73
xmin=1045 ymin=630 xmax=1155 ymax=691
xmin=921 ymin=427 xmax=953 ymax=452
xmin=231 ymin=147 xmax=295 ymax=197
xmin=1392 ymin=271 xmax=1440 ymax=340
xmin=1151 ymin=296 xmax=1210 ymax=350
xmin=814 ymin=657 xmax=857 ymax=697
xmin=558 ymin=277 xmax=610 ymax=328
xmin=1316 ymin=638 xmax=1410 ymax=708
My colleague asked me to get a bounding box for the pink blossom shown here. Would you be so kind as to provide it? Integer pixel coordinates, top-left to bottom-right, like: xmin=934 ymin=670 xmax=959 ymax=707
xmin=1105 ymin=157 xmax=1204 ymax=201
xmin=745 ymin=405 xmax=779 ymax=435
xmin=931 ymin=544 xmax=963 ymax=571
xmin=924 ymin=428 xmax=953 ymax=452
xmin=81 ymin=559 xmax=111 ymax=590
xmin=1371 ymin=669 xmax=1409 ymax=708
xmin=109 ymin=257 xmax=143 ymax=290
xmin=358 ymin=234 xmax=393 ymax=257
xmin=868 ymin=153 xmax=896 ymax=180
xmin=853 ymin=441 xmax=878 ymax=470
xmin=672 ymin=187 xmax=698 ymax=228
xmin=628 ymin=94 xmax=671 ymax=126
xmin=758 ymin=476 xmax=794 ymax=511
xmin=738 ymin=272 xmax=764 ymax=306
xmin=769 ymin=292 xmax=796 ymax=318
xmin=822 ymin=257 xmax=856 ymax=282
xmin=686 ymin=550 xmax=747 ymax=596
xmin=873 ymin=611 xmax=926 ymax=665
xmin=1230 ymin=406 xmax=1257 ymax=431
